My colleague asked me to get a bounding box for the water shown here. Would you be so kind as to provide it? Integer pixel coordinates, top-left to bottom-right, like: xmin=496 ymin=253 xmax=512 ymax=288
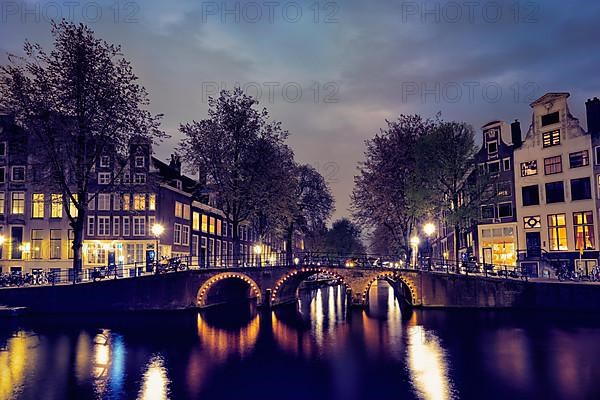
xmin=2 ymin=281 xmax=600 ymax=400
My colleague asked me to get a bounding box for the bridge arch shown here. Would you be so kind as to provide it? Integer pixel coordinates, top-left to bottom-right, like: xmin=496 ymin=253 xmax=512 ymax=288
xmin=361 ymin=272 xmax=418 ymax=307
xmin=271 ymin=267 xmax=350 ymax=306
xmin=196 ymin=272 xmax=262 ymax=308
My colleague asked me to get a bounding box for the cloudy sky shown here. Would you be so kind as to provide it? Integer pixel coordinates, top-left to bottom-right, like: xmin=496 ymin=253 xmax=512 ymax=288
xmin=2 ymin=0 xmax=600 ymax=221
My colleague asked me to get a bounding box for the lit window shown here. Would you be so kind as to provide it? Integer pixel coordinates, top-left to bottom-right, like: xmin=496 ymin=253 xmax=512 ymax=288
xmin=175 ymin=201 xmax=183 ymax=218
xmin=569 ymin=150 xmax=590 ymax=168
xmin=11 ymin=166 xmax=25 ymax=182
xmin=209 ymin=217 xmax=215 ymax=234
xmin=497 ymin=181 xmax=511 ymax=197
xmin=548 ymin=214 xmax=568 ymax=251
xmin=51 ymin=194 xmax=63 ymax=218
xmin=216 ymin=219 xmax=222 ymax=235
xmin=523 ymin=216 xmax=541 ymax=229
xmin=0 ymin=192 xmax=4 ymax=215
xmin=542 ymin=130 xmax=560 ymax=148
xmin=11 ymin=192 xmax=25 ymax=214
xmin=98 ymin=172 xmax=111 ymax=184
xmin=183 ymin=204 xmax=190 ymax=220
xmin=520 ymin=160 xmax=537 ymax=177
xmin=573 ymin=211 xmax=594 ymax=250
xmin=193 ymin=212 xmax=200 ymax=231
xmin=149 ymin=194 xmax=156 ymax=211
xmin=123 ymin=194 xmax=131 ymax=210
xmin=133 ymin=193 xmax=146 ymax=210
xmin=201 ymin=215 xmax=208 ymax=232
xmin=32 ymin=193 xmax=44 ymax=218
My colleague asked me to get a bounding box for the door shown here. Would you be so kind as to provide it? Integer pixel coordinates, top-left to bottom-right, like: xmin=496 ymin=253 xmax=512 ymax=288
xmin=526 ymin=232 xmax=541 ymax=258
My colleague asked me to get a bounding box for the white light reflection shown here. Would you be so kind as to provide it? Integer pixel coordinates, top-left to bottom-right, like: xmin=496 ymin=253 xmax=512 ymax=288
xmin=138 ymin=355 xmax=170 ymax=400
xmin=407 ymin=326 xmax=454 ymax=400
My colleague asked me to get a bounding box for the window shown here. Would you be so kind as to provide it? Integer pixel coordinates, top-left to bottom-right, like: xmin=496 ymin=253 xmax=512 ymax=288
xmin=223 ymin=221 xmax=228 ymax=237
xmin=149 ymin=194 xmax=156 ymax=210
xmin=0 ymin=167 xmax=5 ymax=183
xmin=571 ymin=177 xmax=592 ymax=200
xmin=98 ymin=193 xmax=111 ymax=210
xmin=123 ymin=194 xmax=130 ymax=210
xmin=100 ymin=156 xmax=110 ymax=167
xmin=123 ymin=217 xmax=130 ymax=236
xmin=69 ymin=194 xmax=78 ymax=217
xmin=209 ymin=217 xmax=216 ymax=234
xmin=123 ymin=172 xmax=130 ymax=184
xmin=68 ymin=230 xmax=74 ymax=259
xmin=193 ymin=212 xmax=200 ymax=231
xmin=487 ymin=141 xmax=498 ymax=155
xmin=520 ymin=160 xmax=537 ymax=177
xmin=573 ymin=211 xmax=595 ymax=250
xmin=51 ymin=194 xmax=63 ymax=218
xmin=229 ymin=223 xmax=233 ymax=237
xmin=133 ymin=193 xmax=146 ymax=210
xmin=595 ymin=146 xmax=600 ymax=165
xmin=11 ymin=166 xmax=25 ymax=181
xmin=548 ymin=214 xmax=568 ymax=251
xmin=148 ymin=216 xmax=155 ymax=231
xmin=133 ymin=173 xmax=146 ymax=184
xmin=498 ymin=203 xmax=513 ymax=218
xmin=11 ymin=192 xmax=25 ymax=214
xmin=216 ymin=219 xmax=222 ymax=236
xmin=32 ymin=193 xmax=44 ymax=218
xmin=569 ymin=150 xmax=590 ymax=168
xmin=192 ymin=235 xmax=199 ymax=257
xmin=175 ymin=201 xmax=183 ymax=218
xmin=481 ymin=205 xmax=495 ymax=219
xmin=133 ymin=216 xmax=145 ymax=236
xmin=522 ymin=185 xmax=539 ymax=206
xmin=174 ymin=223 xmax=182 ymax=244
xmin=182 ymin=225 xmax=190 ymax=246
xmin=542 ymin=130 xmax=560 ymax=148
xmin=113 ymin=217 xmax=120 ymax=236
xmin=545 ymin=181 xmax=565 ymax=203
xmin=523 ymin=216 xmax=541 ymax=229
xmin=0 ymin=192 xmax=4 ymax=214
xmin=98 ymin=216 xmax=111 ymax=236
xmin=88 ymin=194 xmax=95 ymax=210
xmin=487 ymin=161 xmax=500 ymax=175
xmin=497 ymin=181 xmax=511 ymax=197
xmin=31 ymin=229 xmax=43 ymax=259
xmin=543 ymin=156 xmax=562 ymax=175
xmin=87 ymin=216 xmax=95 ymax=236
xmin=98 ymin=172 xmax=111 ymax=184
xmin=503 ymin=158 xmax=511 ymax=171
xmin=183 ymin=204 xmax=190 ymax=220
xmin=112 ymin=193 xmax=120 ymax=211
xmin=0 ymin=142 xmax=6 ymax=156
xmin=541 ymin=111 xmax=560 ymax=126
xmin=50 ymin=230 xmax=62 ymax=259
xmin=135 ymin=156 xmax=145 ymax=167
xmin=202 ymin=215 xmax=208 ymax=232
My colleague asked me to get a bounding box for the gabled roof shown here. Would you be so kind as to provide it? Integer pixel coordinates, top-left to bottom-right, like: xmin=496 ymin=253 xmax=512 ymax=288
xmin=530 ymin=92 xmax=570 ymax=107
xmin=151 ymin=156 xmax=199 ymax=194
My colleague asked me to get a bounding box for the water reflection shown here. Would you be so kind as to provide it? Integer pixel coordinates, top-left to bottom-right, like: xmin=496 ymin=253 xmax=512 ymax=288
xmin=138 ymin=355 xmax=170 ymax=400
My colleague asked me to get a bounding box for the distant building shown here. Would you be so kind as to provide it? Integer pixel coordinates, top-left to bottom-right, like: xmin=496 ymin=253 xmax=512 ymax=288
xmin=0 ymin=113 xmax=296 ymax=278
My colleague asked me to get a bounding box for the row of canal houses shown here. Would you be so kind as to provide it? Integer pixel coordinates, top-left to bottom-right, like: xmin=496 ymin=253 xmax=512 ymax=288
xmin=431 ymin=92 xmax=600 ymax=277
xmin=0 ymin=113 xmax=303 ymax=279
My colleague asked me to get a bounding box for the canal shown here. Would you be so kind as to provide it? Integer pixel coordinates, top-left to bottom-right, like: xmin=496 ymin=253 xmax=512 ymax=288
xmin=1 ymin=281 xmax=600 ymax=399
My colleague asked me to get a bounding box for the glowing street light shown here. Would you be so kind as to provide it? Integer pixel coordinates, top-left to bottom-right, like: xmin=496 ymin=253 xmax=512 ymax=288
xmin=423 ymin=223 xmax=436 ymax=237
xmin=151 ymin=224 xmax=164 ymax=272
xmin=253 ymin=244 xmax=262 ymax=267
xmin=410 ymin=236 xmax=420 ymax=268
xmin=410 ymin=236 xmax=420 ymax=246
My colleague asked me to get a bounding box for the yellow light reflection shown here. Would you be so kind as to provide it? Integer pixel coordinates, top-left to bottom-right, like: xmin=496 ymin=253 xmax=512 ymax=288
xmin=0 ymin=332 xmax=30 ymax=400
xmin=196 ymin=313 xmax=260 ymax=362
xmin=138 ymin=355 xmax=170 ymax=400
xmin=407 ymin=326 xmax=453 ymax=400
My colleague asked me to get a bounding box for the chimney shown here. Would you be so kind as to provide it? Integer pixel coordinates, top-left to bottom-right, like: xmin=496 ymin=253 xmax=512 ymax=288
xmin=586 ymin=97 xmax=600 ymax=135
xmin=169 ymin=154 xmax=181 ymax=174
xmin=511 ymin=120 xmax=522 ymax=147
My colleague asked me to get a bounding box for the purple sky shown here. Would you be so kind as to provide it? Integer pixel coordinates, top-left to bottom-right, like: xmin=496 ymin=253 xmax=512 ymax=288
xmin=2 ymin=0 xmax=600 ymax=221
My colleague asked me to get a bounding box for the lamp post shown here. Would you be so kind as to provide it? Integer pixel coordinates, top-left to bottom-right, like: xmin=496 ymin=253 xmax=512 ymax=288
xmin=253 ymin=244 xmax=262 ymax=267
xmin=423 ymin=222 xmax=436 ymax=269
xmin=410 ymin=235 xmax=420 ymax=269
xmin=151 ymin=223 xmax=164 ymax=274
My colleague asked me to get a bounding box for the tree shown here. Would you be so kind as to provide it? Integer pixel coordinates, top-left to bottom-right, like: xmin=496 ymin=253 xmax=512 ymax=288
xmin=417 ymin=121 xmax=496 ymax=265
xmin=0 ymin=21 xmax=164 ymax=279
xmin=351 ymin=115 xmax=435 ymax=258
xmin=323 ymin=219 xmax=365 ymax=257
xmin=179 ymin=88 xmax=288 ymax=266
xmin=282 ymin=164 xmax=334 ymax=264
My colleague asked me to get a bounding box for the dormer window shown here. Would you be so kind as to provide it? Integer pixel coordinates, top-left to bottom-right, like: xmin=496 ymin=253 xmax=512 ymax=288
xmin=100 ymin=155 xmax=110 ymax=167
xmin=135 ymin=156 xmax=145 ymax=167
xmin=175 ymin=179 xmax=182 ymax=190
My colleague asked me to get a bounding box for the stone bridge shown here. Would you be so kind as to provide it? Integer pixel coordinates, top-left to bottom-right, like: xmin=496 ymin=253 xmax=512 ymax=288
xmin=2 ymin=266 xmax=600 ymax=313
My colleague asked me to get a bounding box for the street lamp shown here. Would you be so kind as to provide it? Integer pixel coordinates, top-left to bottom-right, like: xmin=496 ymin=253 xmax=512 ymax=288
xmin=423 ymin=223 xmax=436 ymax=237
xmin=253 ymin=244 xmax=262 ymax=267
xmin=410 ymin=236 xmax=420 ymax=269
xmin=151 ymin=223 xmax=164 ymax=272
xmin=422 ymin=223 xmax=436 ymax=269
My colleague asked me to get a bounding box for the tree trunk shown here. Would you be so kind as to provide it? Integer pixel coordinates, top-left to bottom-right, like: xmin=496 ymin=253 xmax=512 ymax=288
xmin=454 ymin=223 xmax=460 ymax=271
xmin=71 ymin=212 xmax=85 ymax=284
xmin=232 ymin=220 xmax=240 ymax=267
